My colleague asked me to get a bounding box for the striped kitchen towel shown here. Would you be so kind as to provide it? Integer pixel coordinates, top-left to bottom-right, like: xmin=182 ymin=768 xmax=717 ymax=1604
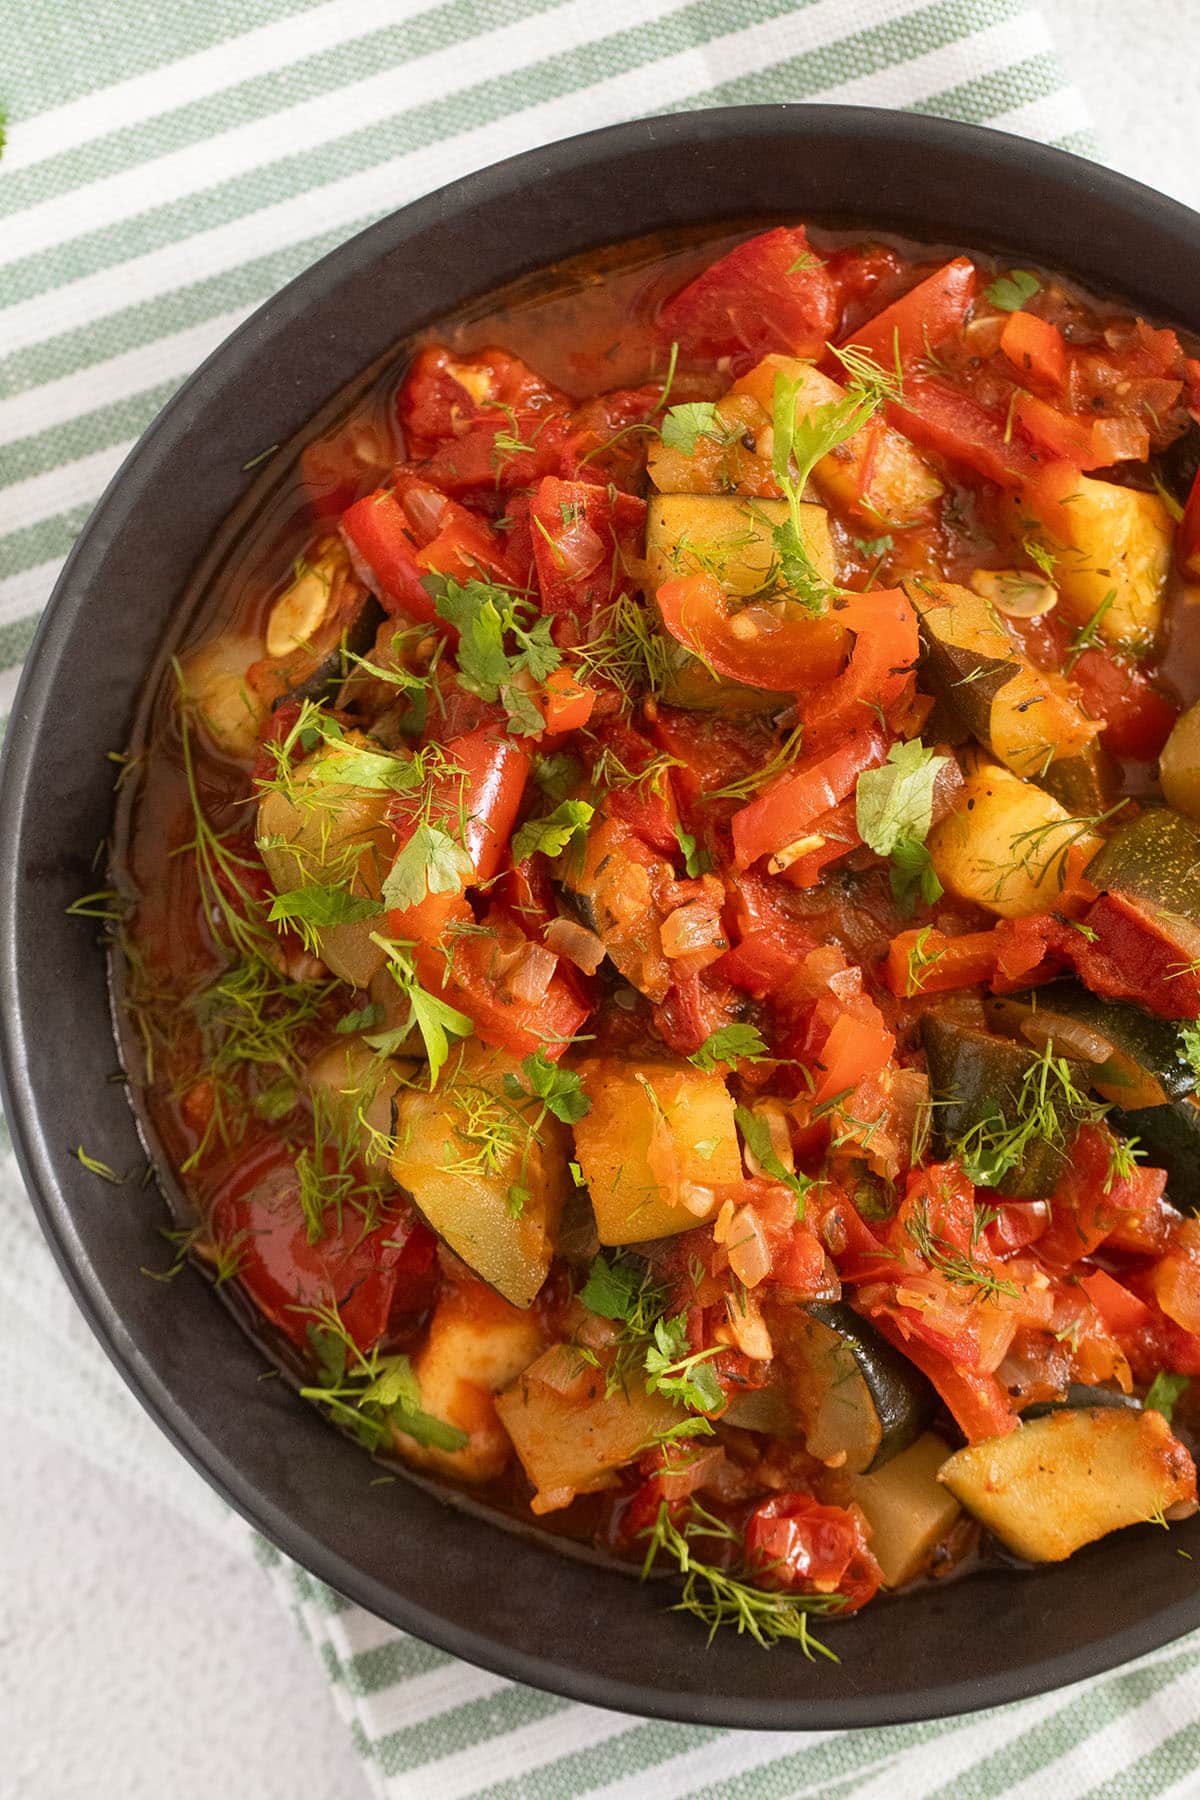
xmin=11 ymin=2 xmax=1195 ymax=1797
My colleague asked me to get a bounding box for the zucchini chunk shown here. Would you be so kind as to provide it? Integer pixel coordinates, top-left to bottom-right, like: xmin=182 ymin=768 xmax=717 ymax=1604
xmin=257 ymin=732 xmax=394 ymax=988
xmin=1024 ymin=1384 xmax=1142 ymax=1419
xmin=1108 ymin=1098 xmax=1200 ymax=1210
xmin=1086 ymin=806 xmax=1200 ymax=921
xmin=847 ymin=1433 xmax=961 ymax=1587
xmin=734 ymin=356 xmax=944 ymax=526
xmin=252 ymin=538 xmax=382 ymax=709
xmin=927 ymin=757 xmax=1103 ymax=919
xmin=986 ymin=982 xmax=1196 ymax=1109
xmin=909 ymin=580 xmax=1098 ymax=783
xmin=655 ymin=638 xmax=780 ymax=715
xmin=566 ymin=818 xmax=673 ymax=1003
xmin=921 ymin=1015 xmax=1077 ymax=1199
xmin=1018 ymin=476 xmax=1172 ymax=650
xmin=306 ymin=1039 xmax=412 ymax=1155
xmin=938 ymin=1407 xmax=1197 ymax=1562
xmin=774 ymin=1301 xmax=937 ymax=1474
xmin=1161 ymin=701 xmax=1200 ymax=823
xmin=391 ymin=1283 xmax=544 ymax=1482
xmin=644 ymin=493 xmax=835 ymax=595
xmin=495 ymin=1345 xmax=681 ymax=1513
xmin=389 ymin=1042 xmax=568 ymax=1308
xmin=571 ymin=1057 xmax=741 ymax=1244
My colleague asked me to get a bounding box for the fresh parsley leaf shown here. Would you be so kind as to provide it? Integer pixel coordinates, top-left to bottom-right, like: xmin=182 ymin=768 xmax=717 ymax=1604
xmin=267 ymin=884 xmax=381 ymax=938
xmin=1144 ymin=1371 xmax=1191 ymax=1424
xmin=511 ymin=798 xmax=594 ymax=866
xmin=381 ymin=822 xmax=474 ymax=913
xmin=689 ymin=1023 xmax=770 ymax=1073
xmin=734 ymin=1105 xmax=811 ymax=1216
xmin=854 ymin=534 xmax=895 ymax=560
xmin=985 ymin=269 xmax=1040 ymax=312
xmin=660 ymin=401 xmax=727 ymax=456
xmin=336 ymin=1003 xmax=385 ymax=1036
xmin=887 ymin=835 xmax=944 ymax=915
xmin=429 ymin=574 xmax=563 ymax=735
xmin=856 ymin=739 xmax=948 ymax=855
xmin=644 ymin=1318 xmax=724 ymax=1413
xmin=579 ymin=1253 xmax=664 ymax=1325
xmin=533 ymin=751 xmax=583 ymax=804
xmin=503 ymin=1048 xmax=591 ymax=1123
xmin=673 ymin=821 xmax=712 ymax=879
xmin=308 ymin=743 xmax=422 ymax=793
xmin=366 ymin=938 xmax=473 ymax=1087
xmin=1181 ymin=1020 xmax=1200 ymax=1086
xmin=253 ymin=1074 xmax=299 ymax=1120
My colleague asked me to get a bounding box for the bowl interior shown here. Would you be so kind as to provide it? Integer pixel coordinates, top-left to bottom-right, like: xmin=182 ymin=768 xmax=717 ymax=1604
xmin=5 ymin=106 xmax=1200 ymax=1729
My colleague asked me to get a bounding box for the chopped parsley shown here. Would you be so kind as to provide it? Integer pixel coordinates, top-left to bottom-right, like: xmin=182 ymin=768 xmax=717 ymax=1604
xmin=985 ymin=269 xmax=1041 ymax=312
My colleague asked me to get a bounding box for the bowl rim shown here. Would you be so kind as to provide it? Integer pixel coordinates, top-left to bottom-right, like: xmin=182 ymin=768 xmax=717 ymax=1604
xmin=6 ymin=101 xmax=1200 ymax=1731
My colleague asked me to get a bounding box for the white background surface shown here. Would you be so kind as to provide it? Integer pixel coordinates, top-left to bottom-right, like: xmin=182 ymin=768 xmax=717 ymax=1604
xmin=3 ymin=4 xmax=1198 ymax=1796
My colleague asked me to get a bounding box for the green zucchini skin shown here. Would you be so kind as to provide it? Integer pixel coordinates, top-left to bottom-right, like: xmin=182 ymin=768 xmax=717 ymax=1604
xmin=986 ymin=981 xmax=1196 ymax=1107
xmin=1086 ymin=807 xmax=1200 ymax=919
xmin=1040 ymin=742 xmax=1118 ymax=814
xmin=805 ymin=1303 xmax=937 ymax=1472
xmin=1109 ymin=1098 xmax=1200 ymax=1214
xmin=1024 ymin=1384 xmax=1142 ymax=1419
xmin=920 ymin=1015 xmax=1072 ymax=1199
xmin=915 ymin=611 xmax=1015 ymax=749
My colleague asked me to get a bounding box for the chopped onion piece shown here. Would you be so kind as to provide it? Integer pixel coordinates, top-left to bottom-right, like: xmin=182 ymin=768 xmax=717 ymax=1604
xmin=722 ymin=1289 xmax=773 ymax=1361
xmin=508 ymin=942 xmax=558 ymax=1003
xmin=660 ymin=901 xmax=726 ymax=960
xmin=678 ymin=1181 xmax=717 ymax=1218
xmin=544 ymin=915 xmax=606 ymax=974
xmin=969 ymin=567 xmax=1057 ymax=619
xmin=727 ymin=1204 xmax=772 ymax=1289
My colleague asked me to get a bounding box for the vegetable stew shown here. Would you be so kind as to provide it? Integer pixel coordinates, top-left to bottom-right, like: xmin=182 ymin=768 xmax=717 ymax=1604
xmin=111 ymin=222 xmax=1200 ymax=1652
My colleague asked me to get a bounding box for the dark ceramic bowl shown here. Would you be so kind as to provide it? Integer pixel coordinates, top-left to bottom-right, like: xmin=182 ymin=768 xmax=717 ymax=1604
xmin=5 ymin=106 xmax=1200 ymax=1729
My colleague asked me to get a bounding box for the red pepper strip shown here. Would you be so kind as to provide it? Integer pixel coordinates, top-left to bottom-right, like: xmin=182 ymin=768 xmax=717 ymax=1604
xmin=656 ymin=571 xmax=847 ymax=693
xmin=999 ymin=310 xmax=1068 ymax=389
xmin=982 ymin=1201 xmax=1048 ymax=1258
xmin=1010 ymin=392 xmax=1096 ymax=466
xmin=795 ymin=589 xmax=920 ymax=745
xmin=730 ymin=723 xmax=887 ymax=870
xmin=540 ymin=665 xmax=596 ymax=734
xmin=1180 ymin=466 xmax=1200 ymax=580
xmin=809 ymin=1007 xmax=895 ymax=1108
xmin=838 ymin=256 xmax=976 ymax=367
xmin=658 ymin=226 xmax=839 ymax=364
xmin=865 ymin=1307 xmax=1017 ymax=1442
xmin=412 ymin=901 xmax=590 ymax=1061
xmin=883 ymin=927 xmax=1000 ymax=998
xmin=1079 ymin=1268 xmax=1153 ymax=1335
xmin=778 ymin=794 xmax=862 ymax=889
xmin=889 ymin=375 xmax=1077 ymax=497
xmin=340 ymin=490 xmax=432 ymax=620
xmin=386 ymin=726 xmax=529 ymax=943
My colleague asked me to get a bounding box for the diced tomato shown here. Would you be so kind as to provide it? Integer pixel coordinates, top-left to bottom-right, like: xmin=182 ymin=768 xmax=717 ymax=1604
xmin=397 ymin=345 xmax=565 ymax=456
xmin=744 ymin=1494 xmax=883 ymax=1612
xmin=557 ymin=383 xmax=666 ymax=490
xmin=540 ymin=664 xmax=596 ymax=734
xmin=653 ymin=961 xmax=738 ymax=1056
xmin=590 ymin=718 xmax=680 ymax=854
xmin=768 ymin=1223 xmax=827 ymax=1293
xmin=839 ymin=257 xmax=975 ymax=367
xmin=209 ymin=1136 xmax=438 ymax=1352
xmin=649 ymin=708 xmax=769 ymax=808
xmin=983 ymin=1201 xmax=1048 ymax=1258
xmin=1000 ymin=310 xmax=1068 ymax=390
xmin=1011 ymin=392 xmax=1096 ymax=465
xmin=1036 ymin=1122 xmax=1168 ymax=1267
xmin=715 ymin=918 xmax=818 ymax=997
xmin=655 ymin=570 xmax=848 ymax=694
xmin=778 ymin=795 xmax=863 ymax=889
xmin=1079 ymin=1268 xmax=1153 ymax=1335
xmin=866 ymin=1308 xmax=1016 ymax=1441
xmin=411 ymin=900 xmax=590 ymax=1060
xmin=529 ymin=477 xmax=646 ymax=642
xmin=658 ymin=226 xmax=839 ymax=366
xmin=730 ymin=724 xmax=887 ymax=870
xmin=824 ymin=241 xmax=907 ymax=334
xmin=1139 ymin=1224 xmax=1200 ymax=1338
xmin=1070 ymin=647 xmax=1180 ymax=760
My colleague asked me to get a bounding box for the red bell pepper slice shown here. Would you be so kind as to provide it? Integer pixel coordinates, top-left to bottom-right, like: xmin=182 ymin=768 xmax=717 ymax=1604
xmin=778 ymin=795 xmax=862 ymax=889
xmin=655 ymin=570 xmax=848 ymax=694
xmin=1079 ymin=1268 xmax=1153 ymax=1335
xmin=1010 ymin=391 xmax=1095 ymax=466
xmin=809 ymin=1006 xmax=895 ymax=1108
xmin=891 ymin=375 xmax=1073 ymax=494
xmin=540 ymin=665 xmax=596 ymax=734
xmin=340 ymin=487 xmax=513 ymax=622
xmin=883 ymin=927 xmax=1001 ymax=998
xmin=1179 ymin=466 xmax=1200 ymax=580
xmin=1071 ymin=891 xmax=1200 ymax=1021
xmin=796 ymin=589 xmax=920 ymax=744
xmin=839 ymin=257 xmax=975 ymax=367
xmin=590 ymin=718 xmax=680 ymax=854
xmin=730 ymin=723 xmax=887 ymax=870
xmin=999 ymin=310 xmax=1068 ymax=389
xmin=658 ymin=226 xmax=839 ymax=365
